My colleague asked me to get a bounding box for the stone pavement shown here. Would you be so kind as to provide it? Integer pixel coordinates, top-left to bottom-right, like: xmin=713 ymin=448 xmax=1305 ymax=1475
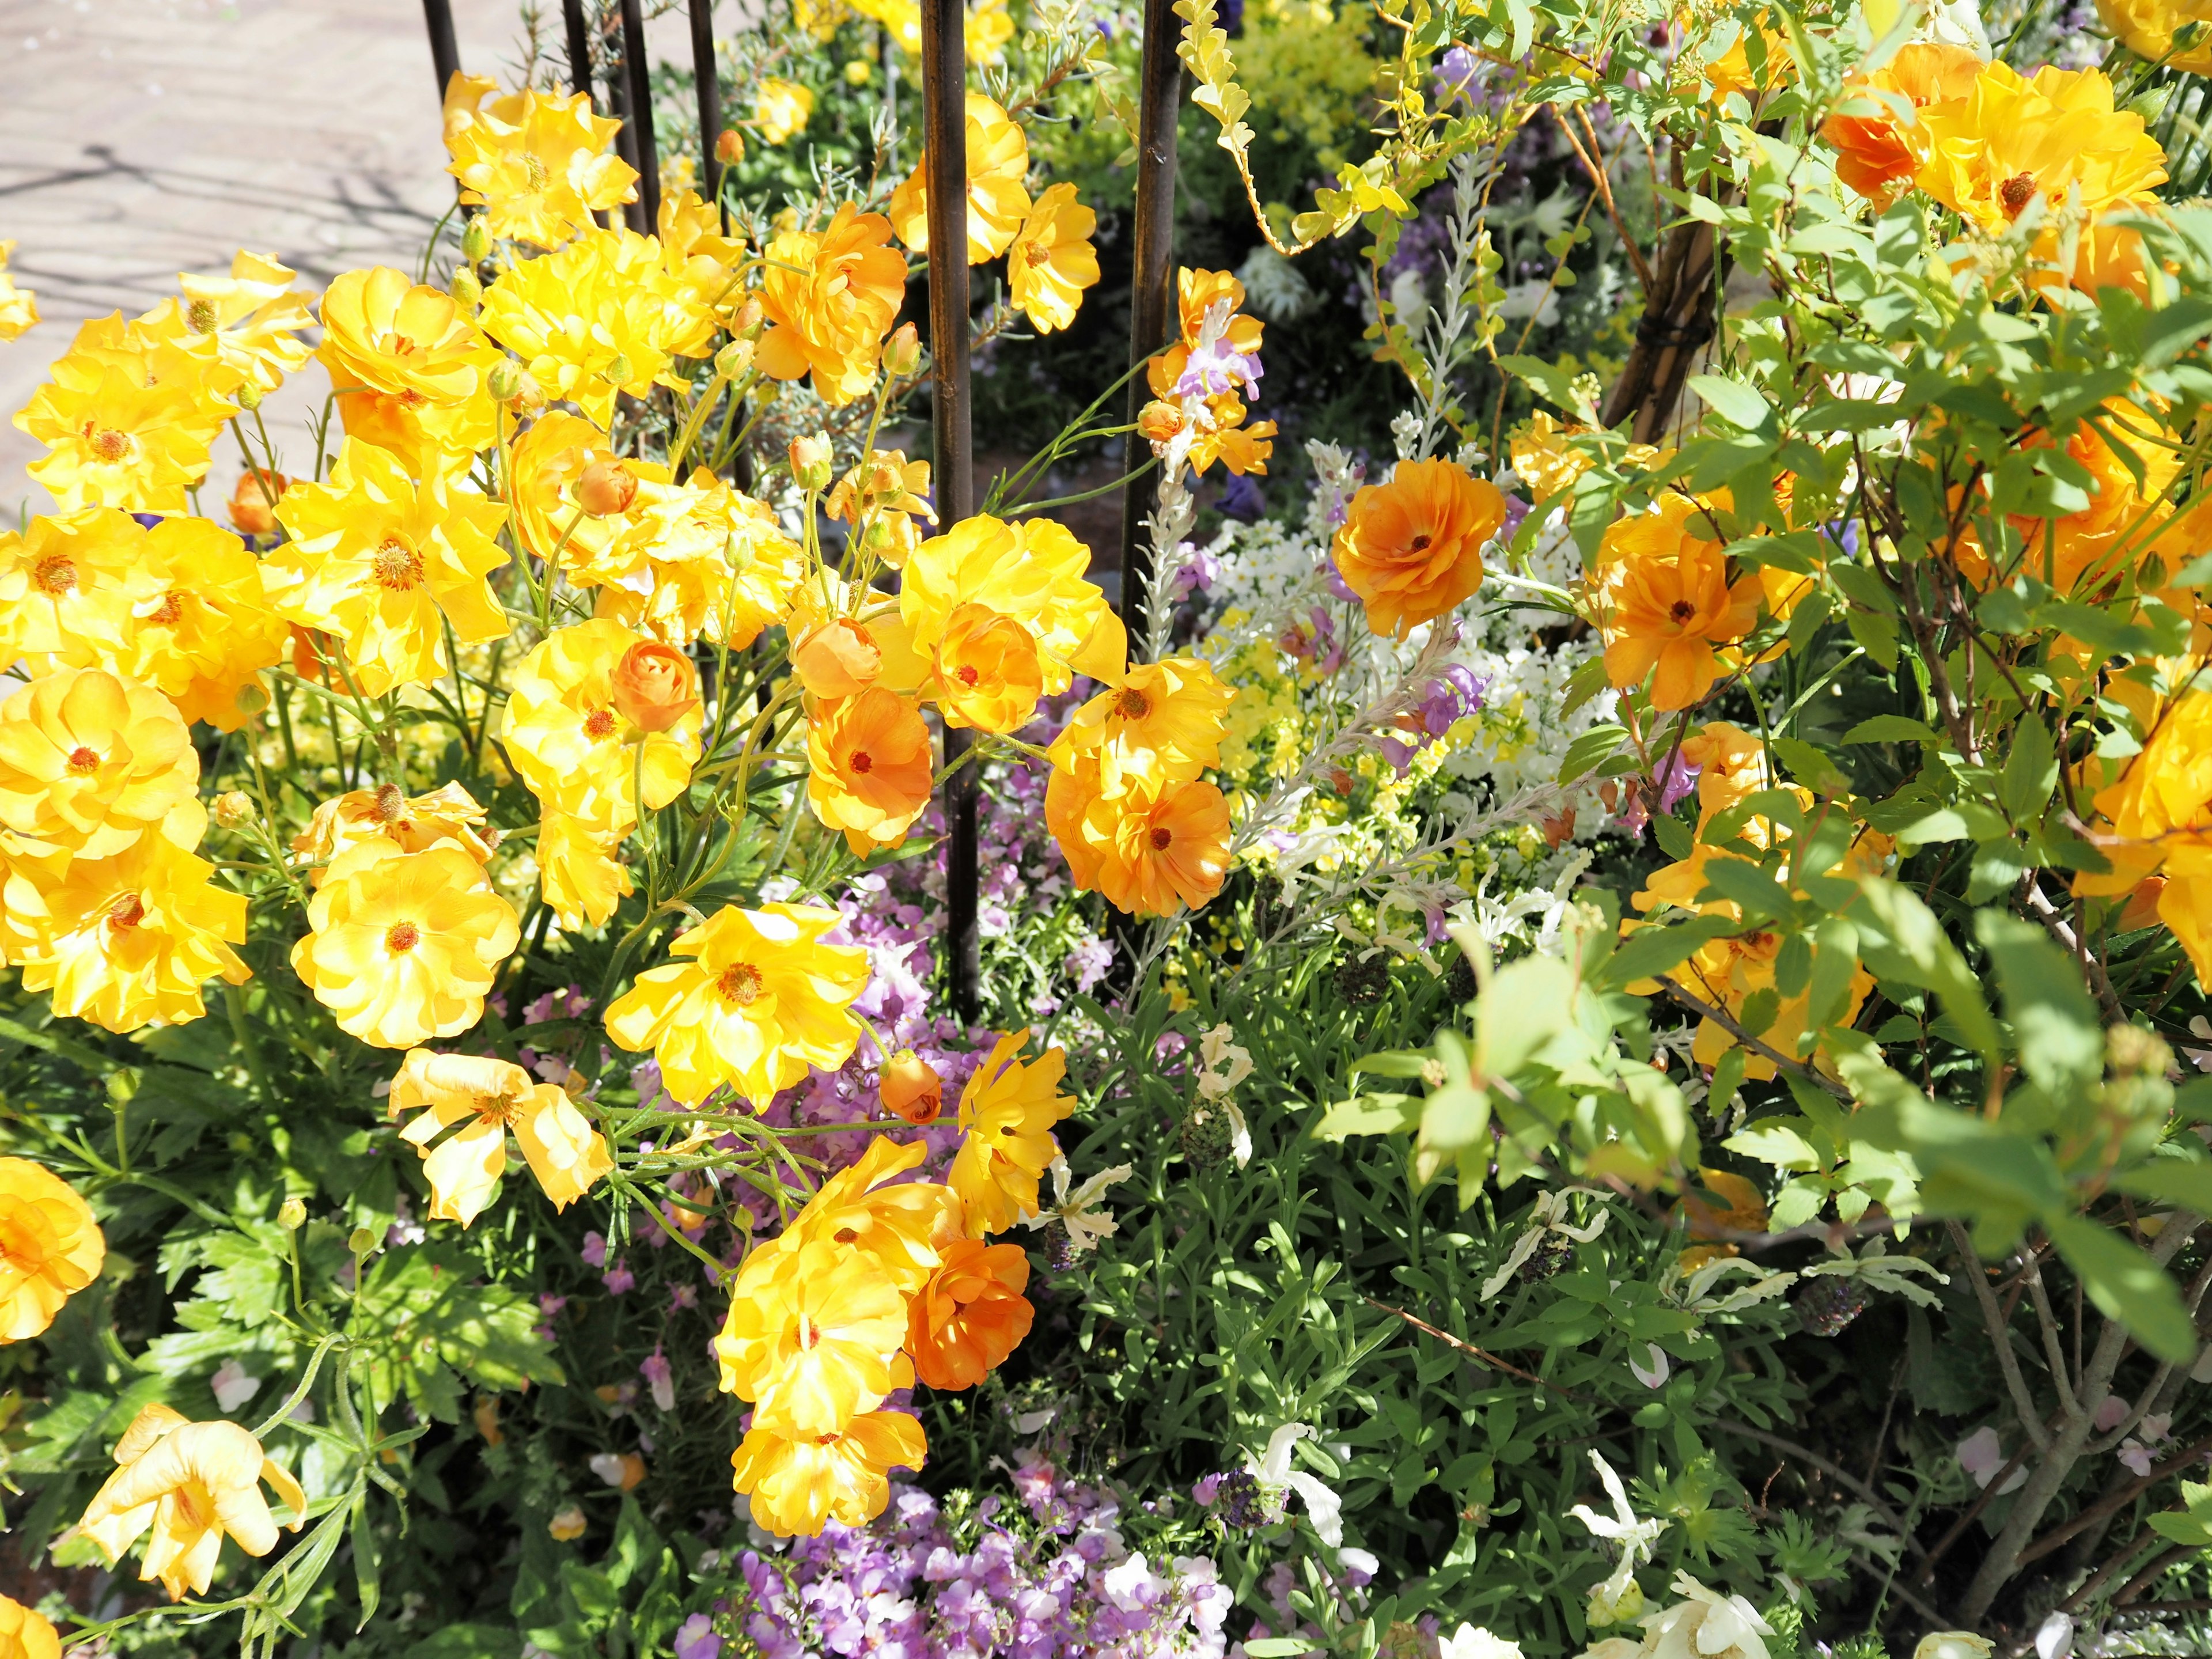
xmin=0 ymin=0 xmax=522 ymax=505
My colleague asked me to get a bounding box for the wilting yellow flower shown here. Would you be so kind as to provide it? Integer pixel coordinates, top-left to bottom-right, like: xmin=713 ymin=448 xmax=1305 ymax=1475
xmin=603 ymin=903 xmax=869 ymax=1109
xmin=18 ymin=837 xmax=250 ymax=1032
xmin=291 ymin=781 xmax=497 ymax=880
xmin=730 ymin=1410 xmax=926 ymax=1537
xmin=0 ymin=669 xmax=201 ymax=860
xmin=1007 ymin=184 xmax=1100 ymax=334
xmin=2101 ymin=0 xmax=2212 ymax=71
xmin=901 ymin=516 xmax=1125 ymax=696
xmin=717 ymin=1239 xmax=912 ymax=1433
xmin=317 ymin=266 xmax=500 ymax=464
xmin=754 ymin=77 xmax=816 ymax=145
xmin=265 ymin=437 xmax=510 ymax=698
xmin=755 ymin=203 xmax=907 ymax=406
xmin=0 ymin=1594 xmax=60 ymax=1659
xmin=0 ymin=507 xmax=160 ymax=665
xmin=771 ymin=1135 xmax=961 ymax=1290
xmin=1334 ymin=458 xmax=1506 ymax=639
xmin=289 ymin=842 xmax=520 ymax=1048
xmin=889 ymin=93 xmax=1031 ymax=263
xmin=141 ymin=251 xmax=316 ymax=397
xmin=827 ymin=449 xmax=935 ymax=567
xmin=808 ymin=688 xmax=937 ymax=854
xmin=0 ymin=241 xmax=38 ymax=342
xmin=481 ymin=228 xmax=711 ymax=426
xmin=444 ymin=76 xmax=639 ymax=249
xmin=1594 ymin=494 xmax=1762 ymax=711
xmin=78 ymin=1404 xmax=306 ymax=1601
xmin=1049 ymin=658 xmax=1233 ymax=794
xmin=501 ymin=618 xmax=703 ymax=831
xmin=0 ymin=1157 xmax=105 ymax=1342
xmin=15 ymin=313 xmax=235 ymax=512
xmin=388 ymin=1049 xmax=613 ymax=1225
xmin=948 ymin=1029 xmax=1073 ymax=1236
xmin=536 ymin=810 xmax=634 ymax=929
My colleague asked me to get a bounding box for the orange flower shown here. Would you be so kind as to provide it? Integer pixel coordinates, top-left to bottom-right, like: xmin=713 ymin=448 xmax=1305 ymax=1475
xmin=1594 ymin=495 xmax=1762 ymax=710
xmin=907 ymin=1238 xmax=1033 ymax=1391
xmin=1823 ymin=44 xmax=1984 ymax=205
xmin=609 ymin=641 xmax=700 ymax=733
xmin=880 ymin=1050 xmax=944 ymax=1124
xmin=931 ymin=603 xmax=1044 ymax=733
xmin=753 ymin=204 xmax=907 ymax=407
xmin=794 ymin=618 xmax=887 ymax=699
xmin=806 ymin=689 xmax=935 ymax=854
xmin=1332 ymin=459 xmax=1506 ymax=638
xmin=1084 ymin=773 xmax=1233 ymax=918
xmin=0 ymin=1157 xmax=105 ymax=1342
xmin=227 ymin=468 xmax=289 ymax=537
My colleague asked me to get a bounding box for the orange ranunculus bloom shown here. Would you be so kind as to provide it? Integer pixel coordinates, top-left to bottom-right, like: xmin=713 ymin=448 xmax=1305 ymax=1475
xmin=948 ymin=1029 xmax=1073 ymax=1236
xmin=1823 ymin=43 xmax=1986 ymax=204
xmin=880 ymin=1050 xmax=944 ymax=1124
xmin=794 ymin=618 xmax=887 ymax=699
xmin=0 ymin=668 xmax=202 ymax=861
xmin=931 ymin=603 xmax=1045 ymax=733
xmin=77 ymin=1404 xmax=306 ymax=1601
xmin=1676 ymin=722 xmax=1774 ymax=827
xmin=291 ymin=780 xmax=497 ymax=881
xmin=227 ymin=467 xmax=289 ymax=537
xmin=754 ymin=204 xmax=907 ymax=407
xmin=907 ymin=1238 xmax=1034 ymax=1391
xmin=0 ymin=1157 xmax=105 ymax=1342
xmin=1594 ymin=495 xmax=1762 ymax=710
xmin=610 ymin=641 xmax=701 ymax=733
xmin=888 ymin=94 xmax=1032 ymax=264
xmin=1333 ymin=458 xmax=1507 ymax=638
xmin=807 ymin=688 xmax=935 ymax=855
xmin=729 ymin=1409 xmax=926 ymax=1537
xmin=1088 ymin=774 xmax=1234 ymax=919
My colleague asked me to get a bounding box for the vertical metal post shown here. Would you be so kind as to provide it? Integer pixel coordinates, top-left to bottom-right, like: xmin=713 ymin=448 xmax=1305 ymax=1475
xmin=922 ymin=0 xmax=980 ymax=1022
xmin=607 ymin=49 xmax=649 ymax=232
xmin=1116 ymin=0 xmax=1183 ymax=650
xmin=690 ymin=0 xmax=725 ymax=228
xmin=564 ymin=0 xmax=594 ymax=98
xmin=421 ymin=0 xmax=463 ymax=101
xmin=620 ymin=0 xmax=664 ymax=229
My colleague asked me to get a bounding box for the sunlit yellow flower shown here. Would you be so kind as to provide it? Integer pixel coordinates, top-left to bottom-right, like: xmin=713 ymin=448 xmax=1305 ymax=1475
xmin=0 ymin=507 xmax=161 ymax=665
xmin=930 ymin=603 xmax=1044 ymax=732
xmin=0 ymin=669 xmax=201 ymax=860
xmin=0 ymin=1594 xmax=60 ymax=1659
xmin=948 ymin=1029 xmax=1073 ymax=1236
xmin=772 ymin=1135 xmax=961 ymax=1290
xmin=139 ymin=251 xmax=316 ymax=397
xmin=808 ymin=688 xmax=936 ymax=854
xmin=265 ymin=437 xmax=510 ymax=698
xmin=0 ymin=240 xmax=38 ymax=342
xmin=901 ymin=516 xmax=1125 ymax=696
xmin=17 ymin=837 xmax=249 ymax=1032
xmin=82 ymin=515 xmax=289 ymax=731
xmin=1049 ymin=657 xmax=1233 ymax=794
xmin=717 ymin=1239 xmax=911 ymax=1433
xmin=78 ymin=1404 xmax=306 ymax=1601
xmin=501 ymin=618 xmax=703 ymax=831
xmin=827 ymin=449 xmax=935 ymax=567
xmin=1007 ymin=184 xmax=1100 ymax=334
xmin=729 ymin=1409 xmax=925 ymax=1537
xmin=1823 ymin=44 xmax=1986 ymax=206
xmin=657 ymin=189 xmax=749 ymax=350
xmin=889 ymin=93 xmax=1031 ymax=263
xmin=509 ymin=411 xmax=687 ymax=580
xmin=388 ymin=1048 xmax=613 ymax=1225
xmin=291 ymin=781 xmax=497 ymax=880
xmin=966 ymin=0 xmax=1014 ymax=59
xmin=536 ymin=810 xmax=634 ymax=929
xmin=14 ymin=313 xmax=235 ymax=512
xmin=754 ymin=204 xmax=907 ymax=406
xmin=2101 ymin=0 xmax=2212 ymax=71
xmin=0 ymin=1157 xmax=105 ymax=1342
xmin=317 ymin=266 xmax=500 ymax=463
xmin=603 ymin=902 xmax=869 ymax=1109
xmin=289 ymin=842 xmax=520 ymax=1048
xmin=755 ymin=77 xmax=816 ymax=145
xmin=444 ymin=75 xmax=639 ymax=249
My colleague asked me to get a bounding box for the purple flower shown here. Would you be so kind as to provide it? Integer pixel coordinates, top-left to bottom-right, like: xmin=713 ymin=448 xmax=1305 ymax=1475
xmin=1217 ymin=475 xmax=1266 ymax=524
xmin=1172 ymin=543 xmax=1222 ymax=597
xmin=603 ymin=1256 xmax=635 ymax=1296
xmin=1433 ymin=44 xmax=1488 ymax=105
xmin=581 ymin=1230 xmax=608 ymax=1268
xmin=642 ymin=1347 xmax=675 ymax=1412
xmin=1174 ymin=334 xmax=1264 ymax=399
xmin=673 ymin=1613 xmax=721 ymax=1659
xmin=1064 ymin=934 xmax=1114 ymax=992
xmin=1655 ymin=747 xmax=1702 ymax=814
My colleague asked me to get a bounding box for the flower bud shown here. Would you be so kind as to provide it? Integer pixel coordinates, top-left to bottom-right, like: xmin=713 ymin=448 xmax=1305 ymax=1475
xmin=449 ymin=265 xmax=482 ymax=311
xmin=603 ymin=351 xmax=634 ymax=388
xmin=233 ymin=681 xmax=270 ymax=718
xmin=487 ymin=359 xmax=522 ymax=401
xmin=789 ymin=433 xmax=834 ymax=493
xmin=577 ymin=459 xmax=640 ymax=517
xmin=347 ymin=1225 xmax=378 ymax=1256
xmin=1138 ymin=399 xmax=1184 ymax=446
xmin=715 ymin=127 xmax=747 ymax=165
xmin=714 ymin=338 xmax=755 ymax=380
xmin=879 ymin=1050 xmax=944 ymax=1124
xmin=234 ymin=380 xmax=263 ymax=411
xmin=610 ymin=641 xmax=702 ymax=733
xmin=461 ymin=214 xmax=493 ymax=263
xmin=212 ymin=790 xmax=257 ymax=829
xmin=882 ymin=321 xmax=922 ymax=378
xmin=791 ymin=619 xmax=882 ymax=699
xmin=548 ymin=1505 xmax=588 ymax=1541
xmin=227 ymin=468 xmax=289 ymax=537
xmin=734 ymin=297 xmax=766 ymax=339
xmin=276 ymin=1196 xmax=308 ymax=1230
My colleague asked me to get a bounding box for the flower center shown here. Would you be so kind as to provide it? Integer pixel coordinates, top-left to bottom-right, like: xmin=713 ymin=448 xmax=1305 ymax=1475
xmin=33 ymin=554 xmax=78 ymax=595
xmin=385 ymin=921 xmax=422 ymax=954
xmin=1149 ymin=826 xmax=1173 ymax=852
xmin=107 ymin=893 xmax=146 ymax=930
xmin=187 ymin=298 xmax=219 ymax=334
xmin=372 ymin=538 xmax=425 ymax=590
xmin=66 ymin=745 xmax=101 ymax=775
xmin=173 ymin=1482 xmax=217 ymax=1531
xmin=583 ymin=708 xmax=618 ymax=740
xmin=1999 ymin=172 xmax=2038 ymax=216
xmin=145 ymin=591 xmax=184 ymax=626
xmin=850 ymin=749 xmax=874 ymax=774
xmin=1115 ymin=687 xmax=1151 ymax=720
xmin=1669 ymin=599 xmax=1696 ymax=623
xmin=956 ymin=665 xmax=980 ymax=686
xmin=371 ymin=783 xmax=407 ymax=823
xmin=384 ymin=331 xmax=422 ymax=359
xmin=796 ymin=1315 xmax=821 ymax=1350
xmin=716 ymin=963 xmax=764 ymax=1006
xmin=87 ymin=426 xmax=131 ymax=463
xmin=524 ymin=154 xmax=550 ymax=191
xmin=1409 ymin=533 xmax=1432 ymax=552
xmin=474 ymin=1091 xmax=519 ymax=1126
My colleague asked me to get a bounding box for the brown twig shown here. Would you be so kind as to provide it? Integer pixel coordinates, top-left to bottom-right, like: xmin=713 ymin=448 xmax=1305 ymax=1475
xmin=1709 ymin=1420 xmax=1921 ymax=1548
xmin=1548 ymin=103 xmax=1656 ymax=292
xmin=2015 ymin=1434 xmax=2212 ymax=1570
xmin=1359 ymin=1296 xmax=1586 ymax=1399
xmin=1653 ymin=976 xmax=1854 ymax=1101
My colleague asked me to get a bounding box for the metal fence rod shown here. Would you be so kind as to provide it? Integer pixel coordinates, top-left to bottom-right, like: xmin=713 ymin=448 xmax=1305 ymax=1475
xmin=620 ymin=0 xmax=664 ymax=229
xmin=691 ymin=1 xmax=725 ymax=228
xmin=421 ymin=0 xmax=463 ymax=102
xmin=922 ymin=0 xmax=980 ymax=1023
xmin=564 ymin=0 xmax=594 ymax=98
xmin=1116 ymin=0 xmax=1183 ymax=651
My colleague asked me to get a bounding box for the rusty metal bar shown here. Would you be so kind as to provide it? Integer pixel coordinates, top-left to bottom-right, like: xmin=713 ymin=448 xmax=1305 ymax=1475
xmin=922 ymin=0 xmax=980 ymax=1021
xmin=690 ymin=1 xmax=725 ymax=228
xmin=619 ymin=0 xmax=664 ymax=229
xmin=1116 ymin=0 xmax=1183 ymax=648
xmin=421 ymin=0 xmax=463 ymax=101
xmin=564 ymin=0 xmax=594 ymax=98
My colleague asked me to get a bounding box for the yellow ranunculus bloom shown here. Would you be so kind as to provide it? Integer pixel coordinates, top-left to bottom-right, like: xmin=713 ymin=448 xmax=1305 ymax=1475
xmin=1007 ymin=184 xmax=1100 ymax=334
xmin=901 ymin=515 xmax=1125 ymax=698
xmin=768 ymin=1135 xmax=961 ymax=1291
xmin=602 ymin=902 xmax=869 ymax=1109
xmin=143 ymin=251 xmax=316 ymax=397
xmin=14 ymin=313 xmax=236 ymax=513
xmin=1048 ymin=657 xmax=1233 ymax=796
xmin=753 ymin=204 xmax=908 ymax=407
xmin=289 ymin=842 xmax=520 ymax=1048
xmin=616 ymin=471 xmax=806 ymax=648
xmin=501 ymin=619 xmax=703 ymax=831
xmin=0 ymin=507 xmax=161 ymax=665
xmin=535 ymin=810 xmax=634 ymax=929
xmin=0 ymin=240 xmax=39 ymax=343
xmin=291 ymin=781 xmax=497 ymax=881
xmin=0 ymin=668 xmax=202 ymax=861
xmin=0 ymin=1593 xmax=60 ymax=1659
xmin=967 ymin=0 xmax=1014 ymax=60
xmin=265 ymin=437 xmax=510 ymax=698
xmin=729 ymin=1409 xmax=926 ymax=1536
xmin=388 ymin=1049 xmax=613 ymax=1225
xmin=78 ymin=1403 xmax=306 ymax=1601
xmin=444 ymin=75 xmax=639 ymax=250
xmin=753 ymin=77 xmax=816 ymax=146
xmin=317 ymin=267 xmax=501 ymax=463
xmin=715 ymin=1238 xmax=912 ymax=1433
xmin=2099 ymin=0 xmax=2212 ymax=73
xmin=18 ymin=836 xmax=250 ymax=1032
xmin=0 ymin=1157 xmax=105 ymax=1342
xmin=947 ymin=1029 xmax=1073 ymax=1235
xmin=888 ymin=93 xmax=1031 ymax=264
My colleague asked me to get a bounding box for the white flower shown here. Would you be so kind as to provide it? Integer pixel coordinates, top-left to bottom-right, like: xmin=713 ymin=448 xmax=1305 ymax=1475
xmin=1641 ymin=1573 xmax=1773 ymax=1659
xmin=1019 ymin=1156 xmax=1135 ymax=1255
xmin=1235 ymin=245 xmax=1317 ymax=322
xmin=1955 ymin=1426 xmax=2028 ymax=1494
xmin=1441 ymin=1626 xmax=1526 ymax=1659
xmin=1480 ymin=1184 xmax=1610 ymax=1300
xmin=1571 ymin=1449 xmax=1668 ymax=1618
xmin=1630 ymin=1343 xmax=1671 ymax=1389
xmin=1196 ymin=1025 xmax=1254 ymax=1099
xmin=1249 ymin=1423 xmax=1344 ymax=1547
xmin=1912 ymin=1635 xmax=1994 ymax=1659
xmin=2033 ymin=1613 xmax=2074 ymax=1659
xmin=210 ymin=1358 xmax=262 ymax=1412
xmin=588 ymin=1452 xmax=631 ymax=1487
xmin=1101 ymin=1551 xmax=1160 ymax=1612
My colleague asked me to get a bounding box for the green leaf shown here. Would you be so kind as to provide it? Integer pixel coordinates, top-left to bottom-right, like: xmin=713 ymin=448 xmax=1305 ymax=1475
xmin=1560 ymin=724 xmax=1629 ymax=786
xmin=1315 ymin=1092 xmax=1421 ymax=1141
xmin=1687 ymin=373 xmax=1775 ymax=433
xmin=1972 ymin=912 xmax=2103 ymax=1094
xmin=2046 ymin=1213 xmax=2196 ymax=1361
xmin=1244 ymin=1642 xmax=1319 ymax=1657
xmin=1843 ymin=714 xmax=1937 ymax=745
xmin=2114 ymin=1157 xmax=2212 ymax=1214
xmin=1602 ymin=914 xmax=1739 ymax=990
xmin=1853 ymin=880 xmax=2001 ymax=1067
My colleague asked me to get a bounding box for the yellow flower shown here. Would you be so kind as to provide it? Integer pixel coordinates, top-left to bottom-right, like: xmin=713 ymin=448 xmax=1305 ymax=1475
xmin=142 ymin=251 xmax=316 ymax=397
xmin=889 ymin=93 xmax=1031 ymax=264
xmin=967 ymin=0 xmax=1014 ymax=58
xmin=501 ymin=619 xmax=703 ymax=831
xmin=901 ymin=516 xmax=1126 ymax=698
xmin=729 ymin=1409 xmax=926 ymax=1537
xmin=826 ymin=449 xmax=936 ymax=568
xmin=716 ymin=1238 xmax=912 ymax=1433
xmin=389 ymin=1049 xmax=613 ymax=1225
xmin=0 ymin=240 xmax=39 ymax=342
xmin=536 ymin=810 xmax=634 ymax=929
xmin=0 ymin=669 xmax=201 ymax=860
xmin=289 ymin=842 xmax=520 ymax=1048
xmin=948 ymin=1029 xmax=1073 ymax=1236
xmin=509 ymin=412 xmax=687 ymax=581
xmin=1048 ymin=657 xmax=1233 ymax=794
xmin=0 ymin=507 xmax=161 ymax=665
xmin=14 ymin=313 xmax=235 ymax=512
xmin=754 ymin=204 xmax=908 ymax=407
xmin=291 ymin=781 xmax=497 ymax=881
xmin=78 ymin=1404 xmax=306 ymax=1601
xmin=657 ymin=190 xmax=750 ymax=352
xmin=0 ymin=1594 xmax=60 ymax=1659
xmin=1593 ymin=494 xmax=1762 ymax=711
xmin=772 ymin=1135 xmax=961 ymax=1290
xmin=265 ymin=437 xmax=510 ymax=698
xmin=602 ymin=902 xmax=869 ymax=1109
xmin=2101 ymin=0 xmax=2212 ymax=71
xmin=0 ymin=1157 xmax=105 ymax=1341
xmin=754 ymin=77 xmax=816 ymax=145
xmin=17 ymin=837 xmax=250 ymax=1032
xmin=1007 ymin=184 xmax=1100 ymax=334
xmin=317 ymin=267 xmax=500 ymax=464
xmin=444 ymin=76 xmax=639 ymax=249
xmin=92 ymin=515 xmax=289 ymax=732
